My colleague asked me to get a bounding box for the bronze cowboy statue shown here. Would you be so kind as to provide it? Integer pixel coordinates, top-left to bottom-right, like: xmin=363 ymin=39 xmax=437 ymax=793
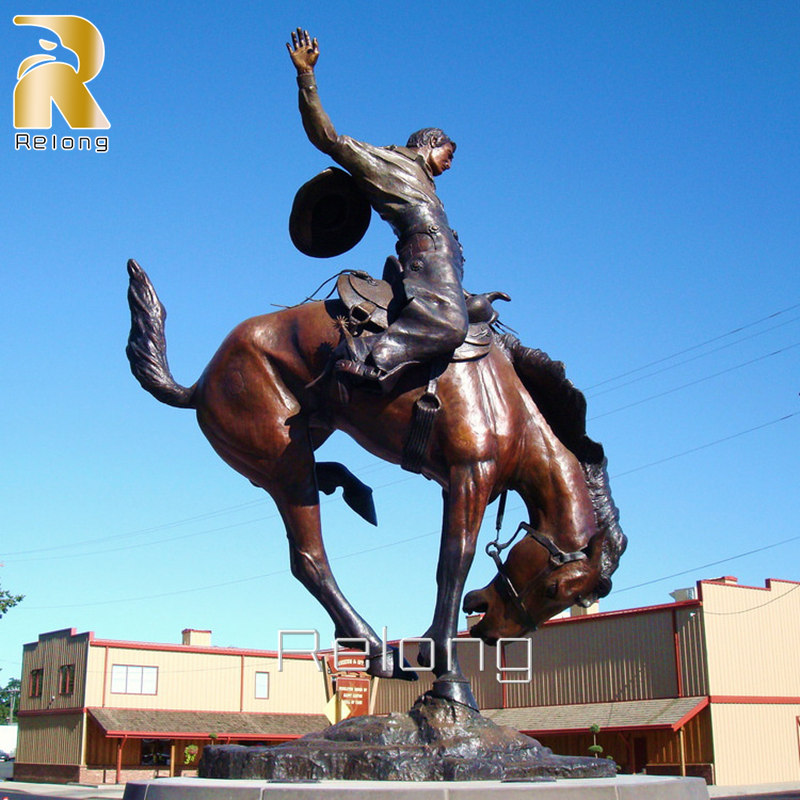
xmin=126 ymin=29 xmax=626 ymax=713
xmin=287 ymin=28 xmax=474 ymax=394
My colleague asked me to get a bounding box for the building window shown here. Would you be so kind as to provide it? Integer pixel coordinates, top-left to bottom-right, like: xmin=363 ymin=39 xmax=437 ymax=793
xmin=58 ymin=664 xmax=75 ymax=695
xmin=141 ymin=739 xmax=171 ymax=766
xmin=29 ymin=668 xmax=43 ymax=698
xmin=110 ymin=664 xmax=158 ymax=695
xmin=254 ymin=671 xmax=269 ymax=699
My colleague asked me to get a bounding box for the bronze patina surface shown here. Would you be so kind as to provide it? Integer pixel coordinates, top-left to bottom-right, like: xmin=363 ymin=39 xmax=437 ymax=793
xmin=198 ymin=694 xmax=616 ymax=782
xmin=126 ymin=28 xmax=626 ymax=782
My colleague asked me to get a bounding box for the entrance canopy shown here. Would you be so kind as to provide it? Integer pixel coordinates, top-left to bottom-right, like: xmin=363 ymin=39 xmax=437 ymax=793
xmin=485 ymin=696 xmax=709 ymax=735
xmin=88 ymin=708 xmax=327 ymax=741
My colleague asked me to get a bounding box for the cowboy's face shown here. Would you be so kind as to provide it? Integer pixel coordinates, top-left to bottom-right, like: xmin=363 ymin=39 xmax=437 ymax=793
xmin=427 ymin=142 xmax=455 ymax=176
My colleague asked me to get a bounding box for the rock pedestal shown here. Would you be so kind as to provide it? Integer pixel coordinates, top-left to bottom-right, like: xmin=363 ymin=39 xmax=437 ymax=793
xmin=199 ymin=694 xmax=616 ymax=782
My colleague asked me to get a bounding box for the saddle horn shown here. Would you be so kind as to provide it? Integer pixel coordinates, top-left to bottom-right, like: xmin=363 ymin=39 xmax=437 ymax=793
xmin=465 ymin=290 xmax=511 ymax=324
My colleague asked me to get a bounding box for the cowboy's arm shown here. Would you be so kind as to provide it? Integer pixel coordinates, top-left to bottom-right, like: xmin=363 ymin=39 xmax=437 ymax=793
xmin=287 ymin=29 xmax=339 ymax=155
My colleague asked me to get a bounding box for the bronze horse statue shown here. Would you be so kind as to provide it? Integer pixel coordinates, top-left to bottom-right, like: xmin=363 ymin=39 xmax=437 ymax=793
xmin=126 ymin=258 xmax=625 ymax=709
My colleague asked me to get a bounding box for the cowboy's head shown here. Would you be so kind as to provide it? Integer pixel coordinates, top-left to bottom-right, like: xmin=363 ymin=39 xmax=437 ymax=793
xmin=407 ymin=127 xmax=456 ymax=176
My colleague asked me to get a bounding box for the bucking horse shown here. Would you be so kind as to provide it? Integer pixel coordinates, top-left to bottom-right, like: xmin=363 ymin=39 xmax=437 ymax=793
xmin=126 ymin=259 xmax=626 ymax=710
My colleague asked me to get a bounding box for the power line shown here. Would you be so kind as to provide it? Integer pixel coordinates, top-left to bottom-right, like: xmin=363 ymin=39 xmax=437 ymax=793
xmin=6 ymin=306 xmax=796 ymax=561
xmin=2 ymin=476 xmax=415 ymax=564
xmin=17 ymin=411 xmax=796 ymax=610
xmin=588 ymin=315 xmax=800 ymax=399
xmin=21 ymin=528 xmax=439 ymax=610
xmin=610 ymin=412 xmax=799 ymax=478
xmin=0 ymin=499 xmax=266 ymax=557
xmin=590 ymin=342 xmax=800 ymax=420
xmin=584 ymin=301 xmax=800 ymax=391
xmin=703 ymin=582 xmax=800 ymax=616
xmin=615 ymin=534 xmax=800 ymax=595
xmin=7 ymin=514 xmax=282 ymax=563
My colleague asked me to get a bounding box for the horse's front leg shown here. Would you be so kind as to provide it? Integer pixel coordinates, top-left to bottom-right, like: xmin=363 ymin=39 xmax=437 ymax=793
xmin=419 ymin=462 xmax=494 ymax=709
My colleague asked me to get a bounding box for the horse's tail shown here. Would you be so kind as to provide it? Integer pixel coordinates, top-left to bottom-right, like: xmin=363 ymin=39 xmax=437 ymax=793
xmin=126 ymin=259 xmax=196 ymax=409
xmin=498 ymin=333 xmax=627 ymax=595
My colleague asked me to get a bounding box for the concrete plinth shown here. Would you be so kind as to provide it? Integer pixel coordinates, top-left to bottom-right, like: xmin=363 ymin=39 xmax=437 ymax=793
xmin=123 ymin=775 xmax=710 ymax=800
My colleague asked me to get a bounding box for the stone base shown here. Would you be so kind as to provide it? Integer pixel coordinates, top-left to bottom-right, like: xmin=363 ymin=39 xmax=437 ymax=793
xmin=123 ymin=775 xmax=710 ymax=800
xmin=199 ymin=694 xmax=614 ymax=782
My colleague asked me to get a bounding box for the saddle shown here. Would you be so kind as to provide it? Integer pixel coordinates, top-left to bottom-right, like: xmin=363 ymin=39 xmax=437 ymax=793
xmin=332 ymin=260 xmax=510 ymax=474
xmin=336 ymin=258 xmax=508 ymax=362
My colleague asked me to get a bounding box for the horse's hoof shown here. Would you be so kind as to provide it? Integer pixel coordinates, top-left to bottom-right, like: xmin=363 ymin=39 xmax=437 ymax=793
xmin=428 ymin=676 xmax=479 ymax=711
xmin=342 ymin=484 xmax=378 ymax=526
xmin=367 ymin=646 xmax=418 ymax=681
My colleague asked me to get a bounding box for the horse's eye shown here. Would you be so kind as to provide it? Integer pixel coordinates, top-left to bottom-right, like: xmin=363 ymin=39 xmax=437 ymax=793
xmin=545 ymin=582 xmax=558 ymax=599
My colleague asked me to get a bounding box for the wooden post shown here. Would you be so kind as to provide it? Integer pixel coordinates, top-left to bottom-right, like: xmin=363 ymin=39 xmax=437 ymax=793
xmin=368 ymin=677 xmax=380 ymax=716
xmin=169 ymin=742 xmax=176 ymax=777
xmin=678 ymin=727 xmax=687 ymax=777
xmin=115 ymin=737 xmax=124 ymax=784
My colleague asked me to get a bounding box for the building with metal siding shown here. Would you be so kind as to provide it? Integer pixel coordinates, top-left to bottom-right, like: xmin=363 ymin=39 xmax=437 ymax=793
xmin=371 ymin=576 xmax=799 ymax=784
xmin=16 ymin=628 xmax=327 ymax=784
xmin=480 ymin=576 xmax=800 ymax=785
xmin=16 ymin=576 xmax=800 ymax=786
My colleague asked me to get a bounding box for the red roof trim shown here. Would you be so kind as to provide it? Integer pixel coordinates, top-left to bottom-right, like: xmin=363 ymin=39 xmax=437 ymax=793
xmin=521 ymin=697 xmax=709 ymax=736
xmin=500 ymin=698 xmax=710 ymax=736
xmin=19 ymin=708 xmax=85 ymax=718
xmin=24 ymin=628 xmax=88 ymax=649
xmin=766 ymin=578 xmax=800 ymax=588
xmin=671 ymin=697 xmax=709 ymax=731
xmin=89 ymin=706 xmax=325 ymax=718
xmin=540 ymin=599 xmax=701 ymax=627
xmin=95 ymin=730 xmax=304 ymax=741
xmin=453 ymin=600 xmax=702 ymax=639
xmin=710 ymin=696 xmax=800 ymax=705
xmin=699 ymin=577 xmax=800 ymax=594
xmin=90 ymin=639 xmax=316 ymax=660
xmin=521 ymin=723 xmax=676 ymax=736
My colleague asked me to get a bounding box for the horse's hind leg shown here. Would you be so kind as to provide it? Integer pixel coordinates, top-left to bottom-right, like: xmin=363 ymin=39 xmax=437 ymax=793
xmin=196 ymin=328 xmax=415 ymax=679
xmin=209 ymin=427 xmax=410 ymax=679
xmin=270 ymin=460 xmax=418 ymax=678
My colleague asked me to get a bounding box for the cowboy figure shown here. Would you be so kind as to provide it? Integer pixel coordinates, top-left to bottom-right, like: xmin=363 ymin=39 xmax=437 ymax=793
xmin=287 ymin=29 xmax=469 ymax=390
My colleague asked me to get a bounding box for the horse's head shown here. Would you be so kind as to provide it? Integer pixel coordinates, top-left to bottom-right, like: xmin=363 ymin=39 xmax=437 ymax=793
xmin=463 ymin=526 xmax=606 ymax=644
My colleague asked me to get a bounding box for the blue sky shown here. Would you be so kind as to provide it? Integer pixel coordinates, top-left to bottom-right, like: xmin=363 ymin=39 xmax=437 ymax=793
xmin=2 ymin=1 xmax=798 ymax=684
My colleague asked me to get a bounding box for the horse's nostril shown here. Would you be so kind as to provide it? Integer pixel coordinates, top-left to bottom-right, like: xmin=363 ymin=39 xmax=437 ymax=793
xmin=463 ymin=589 xmax=488 ymax=614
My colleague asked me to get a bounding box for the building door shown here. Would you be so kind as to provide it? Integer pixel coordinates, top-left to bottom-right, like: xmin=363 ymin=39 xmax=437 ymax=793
xmin=633 ymin=736 xmax=648 ymax=773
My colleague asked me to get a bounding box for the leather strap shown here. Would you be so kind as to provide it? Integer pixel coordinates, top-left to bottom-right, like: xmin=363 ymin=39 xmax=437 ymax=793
xmin=401 ymin=360 xmax=446 ymax=473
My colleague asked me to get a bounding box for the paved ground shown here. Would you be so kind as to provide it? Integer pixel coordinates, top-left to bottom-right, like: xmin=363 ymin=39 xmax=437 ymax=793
xmin=710 ymin=792 xmax=800 ymax=800
xmin=0 ymin=782 xmax=123 ymax=800
xmin=708 ymin=784 xmax=800 ymax=799
xmin=2 ymin=776 xmax=800 ymax=799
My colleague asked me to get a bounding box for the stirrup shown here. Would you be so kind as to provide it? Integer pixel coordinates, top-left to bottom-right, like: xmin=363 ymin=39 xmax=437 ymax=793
xmin=334 ymin=359 xmax=384 ymax=382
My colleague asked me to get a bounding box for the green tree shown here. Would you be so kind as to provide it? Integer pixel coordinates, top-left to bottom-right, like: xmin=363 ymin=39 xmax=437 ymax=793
xmin=1 ymin=677 xmax=21 ymax=724
xmin=0 ymin=580 xmax=23 ymax=619
xmin=588 ymin=723 xmax=603 ymax=757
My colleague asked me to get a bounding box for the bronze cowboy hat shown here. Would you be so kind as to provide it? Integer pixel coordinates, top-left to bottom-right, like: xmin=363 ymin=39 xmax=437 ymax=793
xmin=289 ymin=167 xmax=372 ymax=258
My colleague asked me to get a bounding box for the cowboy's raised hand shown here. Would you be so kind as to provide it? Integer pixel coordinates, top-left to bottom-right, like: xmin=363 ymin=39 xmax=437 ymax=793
xmin=287 ymin=28 xmax=319 ymax=73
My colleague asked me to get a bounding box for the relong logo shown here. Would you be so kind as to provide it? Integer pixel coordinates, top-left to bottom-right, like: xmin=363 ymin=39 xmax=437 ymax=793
xmin=13 ymin=14 xmax=109 ymax=130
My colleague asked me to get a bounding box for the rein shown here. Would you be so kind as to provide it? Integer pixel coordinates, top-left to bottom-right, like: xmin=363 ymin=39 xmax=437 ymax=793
xmin=485 ymin=490 xmax=588 ymax=628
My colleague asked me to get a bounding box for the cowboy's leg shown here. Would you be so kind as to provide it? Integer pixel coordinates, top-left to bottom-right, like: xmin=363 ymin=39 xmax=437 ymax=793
xmin=369 ymin=286 xmax=469 ymax=372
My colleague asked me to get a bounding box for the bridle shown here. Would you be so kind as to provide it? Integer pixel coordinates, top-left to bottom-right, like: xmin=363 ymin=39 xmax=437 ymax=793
xmin=484 ymin=491 xmax=588 ymax=629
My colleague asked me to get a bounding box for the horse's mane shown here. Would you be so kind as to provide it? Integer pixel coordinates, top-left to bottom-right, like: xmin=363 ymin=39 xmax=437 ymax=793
xmin=496 ymin=333 xmax=627 ymax=596
xmin=496 ymin=333 xmax=603 ymax=464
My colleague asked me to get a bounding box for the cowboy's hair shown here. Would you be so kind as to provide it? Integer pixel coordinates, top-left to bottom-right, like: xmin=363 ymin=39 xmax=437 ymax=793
xmin=406 ymin=127 xmax=456 ymax=152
